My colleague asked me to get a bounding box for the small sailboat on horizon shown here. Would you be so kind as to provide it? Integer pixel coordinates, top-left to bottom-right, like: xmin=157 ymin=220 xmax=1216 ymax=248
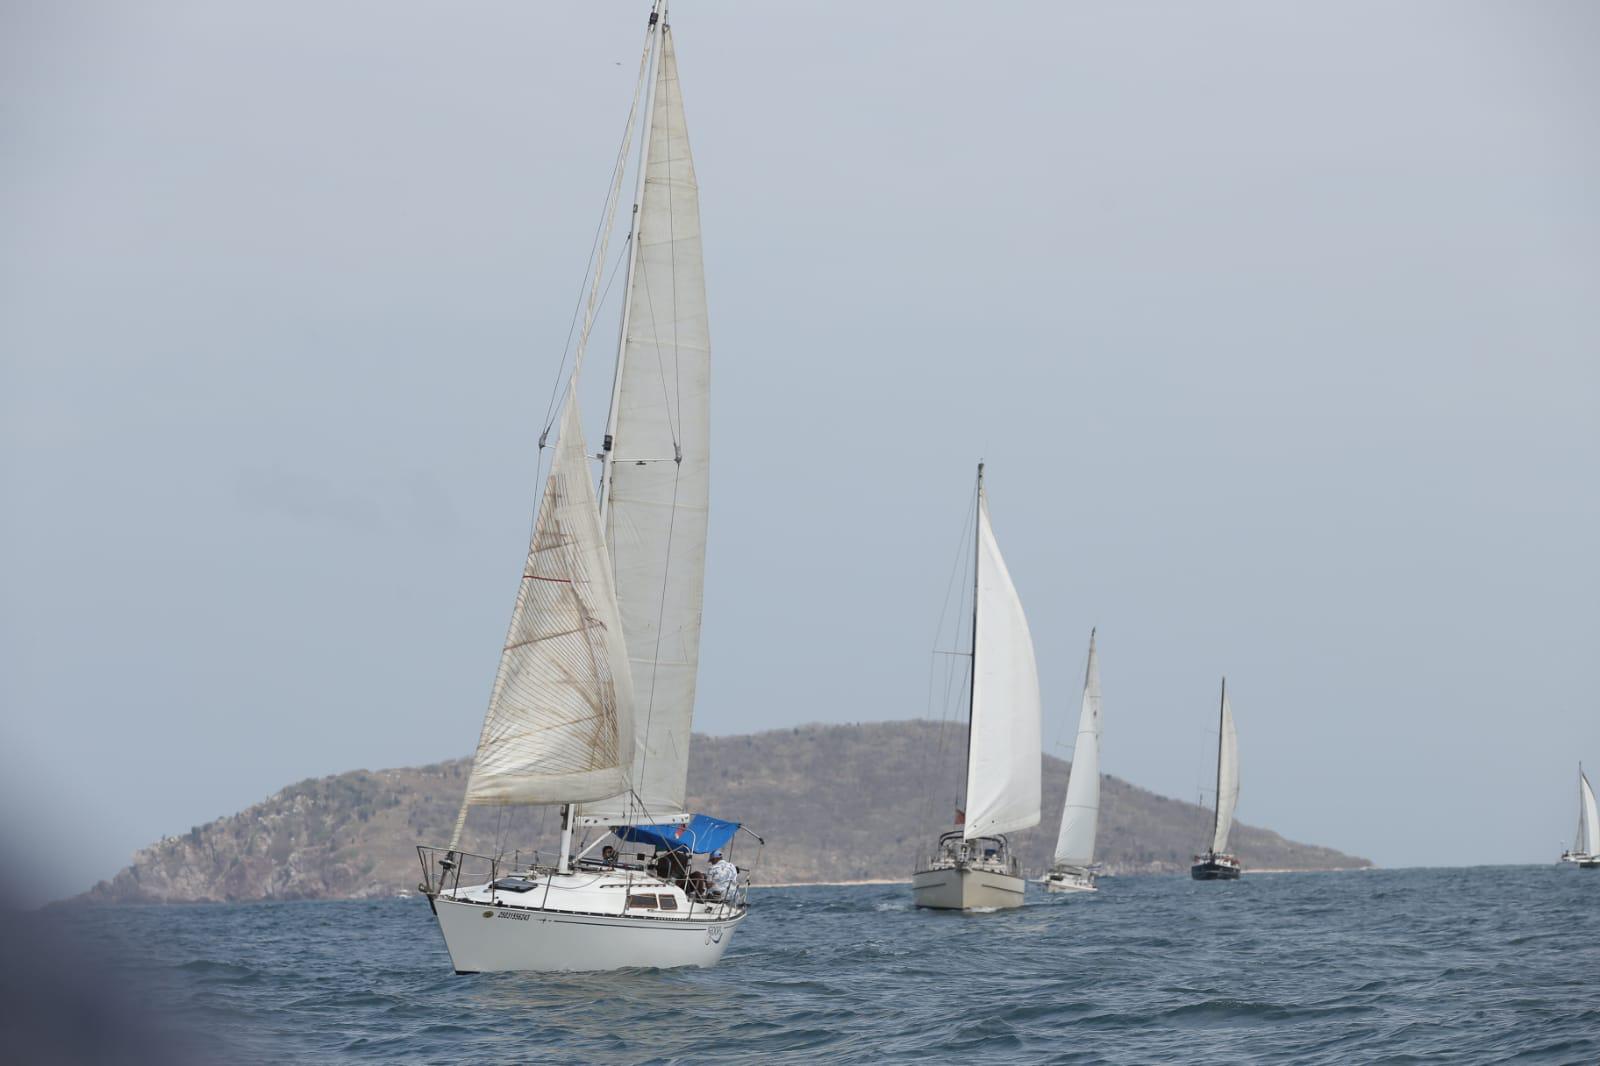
xmin=912 ymin=464 xmax=1042 ymax=911
xmin=1191 ymin=678 xmax=1241 ymax=881
xmin=1040 ymin=630 xmax=1103 ymax=894
xmin=1559 ymin=764 xmax=1599 ymax=869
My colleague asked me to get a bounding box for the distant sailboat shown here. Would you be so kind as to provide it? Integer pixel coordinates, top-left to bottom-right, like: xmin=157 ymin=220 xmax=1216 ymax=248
xmin=1191 ymin=678 xmax=1241 ymax=881
xmin=1040 ymin=630 xmax=1102 ymax=894
xmin=416 ymin=3 xmax=756 ymax=973
xmin=1560 ymin=765 xmax=1600 ymax=869
xmin=912 ymin=464 xmax=1042 ymax=911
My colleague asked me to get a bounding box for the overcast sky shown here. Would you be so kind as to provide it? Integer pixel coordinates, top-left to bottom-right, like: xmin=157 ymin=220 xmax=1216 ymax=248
xmin=4 ymin=1 xmax=1597 ymax=898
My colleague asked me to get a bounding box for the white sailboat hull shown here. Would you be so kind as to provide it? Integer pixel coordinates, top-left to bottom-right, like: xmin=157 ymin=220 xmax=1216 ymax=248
xmin=432 ymin=893 xmax=745 ymax=973
xmin=1039 ymin=869 xmax=1097 ymax=894
xmin=911 ymin=865 xmax=1027 ymax=911
xmin=1560 ymin=853 xmax=1600 ymax=869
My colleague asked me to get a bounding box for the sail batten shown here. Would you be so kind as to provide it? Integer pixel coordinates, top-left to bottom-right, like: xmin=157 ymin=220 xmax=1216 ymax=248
xmin=1053 ymin=632 xmax=1102 ymax=869
xmin=1210 ymin=683 xmax=1239 ymax=854
xmin=583 ymin=23 xmax=710 ymax=822
xmin=963 ymin=483 xmax=1042 ymax=840
xmin=458 ymin=392 xmax=636 ymax=812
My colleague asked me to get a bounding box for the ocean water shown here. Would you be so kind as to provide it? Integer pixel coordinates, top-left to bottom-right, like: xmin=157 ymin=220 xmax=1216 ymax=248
xmin=44 ymin=866 xmax=1600 ymax=1063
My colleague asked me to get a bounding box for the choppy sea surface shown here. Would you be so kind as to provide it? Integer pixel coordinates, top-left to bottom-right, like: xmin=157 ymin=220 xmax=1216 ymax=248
xmin=44 ymin=866 xmax=1600 ymax=1063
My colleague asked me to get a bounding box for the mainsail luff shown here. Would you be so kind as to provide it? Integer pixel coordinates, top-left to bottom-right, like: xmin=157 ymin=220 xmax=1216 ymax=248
xmin=452 ymin=392 xmax=636 ymax=837
xmin=1053 ymin=630 xmax=1102 ymax=869
xmin=583 ymin=17 xmax=710 ymax=822
xmin=962 ymin=474 xmax=1043 ymax=840
xmin=1210 ymin=680 xmax=1239 ymax=854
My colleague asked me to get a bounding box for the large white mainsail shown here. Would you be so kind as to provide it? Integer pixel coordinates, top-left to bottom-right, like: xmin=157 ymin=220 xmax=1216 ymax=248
xmin=1052 ymin=631 xmax=1102 ymax=870
xmin=455 ymin=392 xmax=635 ymax=818
xmin=1210 ymin=681 xmax=1239 ymax=854
xmin=1578 ymin=768 xmax=1599 ymax=856
xmin=963 ymin=480 xmax=1042 ymax=840
xmin=582 ymin=22 xmax=710 ymax=823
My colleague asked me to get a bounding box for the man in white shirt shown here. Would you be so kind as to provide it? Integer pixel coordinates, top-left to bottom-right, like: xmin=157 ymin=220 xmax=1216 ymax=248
xmin=705 ymin=849 xmax=739 ymax=901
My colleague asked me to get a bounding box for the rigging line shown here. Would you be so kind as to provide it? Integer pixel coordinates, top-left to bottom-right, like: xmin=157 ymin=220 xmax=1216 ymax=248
xmin=540 ymin=186 xmax=619 ymax=439
xmin=450 ymin=0 xmax=655 ymax=861
xmin=533 ymin=234 xmax=635 ymax=458
xmin=944 ymin=503 xmax=977 ymax=817
xmin=917 ymin=486 xmax=979 ymax=835
xmin=539 ymin=13 xmax=657 ymax=440
xmin=928 ymin=539 xmax=976 ymax=831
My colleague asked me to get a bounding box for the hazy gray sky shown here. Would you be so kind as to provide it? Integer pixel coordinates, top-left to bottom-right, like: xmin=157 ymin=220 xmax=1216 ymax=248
xmin=4 ymin=1 xmax=1597 ymax=897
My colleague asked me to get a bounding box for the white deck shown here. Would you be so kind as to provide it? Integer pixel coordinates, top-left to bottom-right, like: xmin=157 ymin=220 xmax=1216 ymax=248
xmin=1039 ymin=868 xmax=1097 ymax=893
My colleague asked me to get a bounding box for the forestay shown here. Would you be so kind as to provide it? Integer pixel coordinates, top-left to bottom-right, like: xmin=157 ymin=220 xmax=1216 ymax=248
xmin=963 ymin=486 xmax=1042 ymax=840
xmin=583 ymin=24 xmax=710 ymax=822
xmin=1053 ymin=631 xmax=1102 ymax=869
xmin=1579 ymin=769 xmax=1599 ymax=855
xmin=1211 ymin=687 xmax=1240 ymax=854
xmin=459 ymin=393 xmax=636 ymax=809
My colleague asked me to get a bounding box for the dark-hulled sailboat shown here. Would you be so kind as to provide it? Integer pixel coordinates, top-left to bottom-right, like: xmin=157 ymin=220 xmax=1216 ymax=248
xmin=1191 ymin=678 xmax=1241 ymax=881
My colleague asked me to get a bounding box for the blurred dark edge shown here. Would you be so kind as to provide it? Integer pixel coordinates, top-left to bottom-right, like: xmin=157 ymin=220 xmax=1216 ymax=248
xmin=1 ymin=880 xmax=222 ymax=1066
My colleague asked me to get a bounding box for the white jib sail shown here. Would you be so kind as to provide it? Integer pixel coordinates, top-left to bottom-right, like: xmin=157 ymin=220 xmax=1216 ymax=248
xmin=584 ymin=24 xmax=710 ymax=822
xmin=964 ymin=485 xmax=1042 ymax=840
xmin=1210 ymin=684 xmax=1239 ymax=854
xmin=1052 ymin=631 xmax=1102 ymax=869
xmin=460 ymin=392 xmax=636 ymax=807
xmin=1580 ymin=769 xmax=1599 ymax=855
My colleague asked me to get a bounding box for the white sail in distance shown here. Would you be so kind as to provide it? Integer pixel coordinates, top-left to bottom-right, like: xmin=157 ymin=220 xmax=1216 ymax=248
xmin=583 ymin=22 xmax=710 ymax=822
xmin=1579 ymin=768 xmax=1600 ymax=855
xmin=1210 ymin=681 xmax=1239 ymax=854
xmin=1052 ymin=631 xmax=1102 ymax=869
xmin=459 ymin=392 xmax=636 ymax=810
xmin=963 ymin=479 xmax=1042 ymax=840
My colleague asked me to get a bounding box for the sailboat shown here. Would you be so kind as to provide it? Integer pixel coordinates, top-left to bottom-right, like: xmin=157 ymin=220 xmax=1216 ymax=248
xmin=912 ymin=464 xmax=1042 ymax=911
xmin=1560 ymin=765 xmax=1600 ymax=868
xmin=416 ymin=3 xmax=755 ymax=973
xmin=1190 ymin=678 xmax=1241 ymax=881
xmin=1040 ymin=630 xmax=1102 ymax=893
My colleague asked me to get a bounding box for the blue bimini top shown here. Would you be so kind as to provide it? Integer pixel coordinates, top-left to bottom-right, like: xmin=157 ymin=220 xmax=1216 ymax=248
xmin=612 ymin=814 xmax=740 ymax=856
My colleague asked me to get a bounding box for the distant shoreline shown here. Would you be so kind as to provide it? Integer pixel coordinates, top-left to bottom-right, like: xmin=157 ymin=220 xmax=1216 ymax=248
xmin=750 ymin=868 xmax=1373 ymax=889
xmin=756 ymin=878 xmax=910 ymax=888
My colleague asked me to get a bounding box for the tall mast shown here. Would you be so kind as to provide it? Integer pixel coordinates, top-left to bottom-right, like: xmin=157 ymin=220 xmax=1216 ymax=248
xmin=598 ymin=1 xmax=664 ymax=523
xmin=1210 ymin=676 xmax=1226 ymax=854
xmin=559 ymin=1 xmax=662 ymax=867
xmin=962 ymin=462 xmax=983 ymax=817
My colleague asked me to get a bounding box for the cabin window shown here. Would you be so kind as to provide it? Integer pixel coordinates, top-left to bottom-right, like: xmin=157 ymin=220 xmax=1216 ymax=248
xmin=626 ymin=894 xmax=659 ymax=909
xmin=657 ymin=894 xmax=678 ymax=911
